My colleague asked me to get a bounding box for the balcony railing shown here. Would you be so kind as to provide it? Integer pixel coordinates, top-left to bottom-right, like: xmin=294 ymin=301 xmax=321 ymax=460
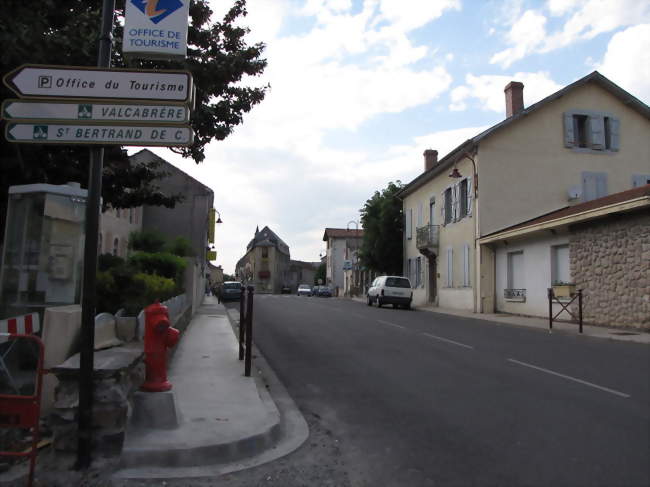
xmin=504 ymin=288 xmax=526 ymax=302
xmin=416 ymin=225 xmax=440 ymax=252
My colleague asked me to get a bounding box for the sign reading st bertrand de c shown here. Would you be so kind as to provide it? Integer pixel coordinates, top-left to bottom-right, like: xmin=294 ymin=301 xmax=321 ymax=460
xmin=123 ymin=0 xmax=191 ymax=61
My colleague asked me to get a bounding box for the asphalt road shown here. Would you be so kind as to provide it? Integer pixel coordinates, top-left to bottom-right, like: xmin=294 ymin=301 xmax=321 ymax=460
xmin=240 ymin=294 xmax=650 ymax=487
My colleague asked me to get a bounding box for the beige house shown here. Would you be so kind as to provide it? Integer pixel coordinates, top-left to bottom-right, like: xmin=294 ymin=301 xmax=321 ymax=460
xmin=99 ymin=206 xmax=143 ymax=258
xmin=398 ymin=71 xmax=650 ymax=319
xmin=236 ymin=226 xmax=291 ymax=294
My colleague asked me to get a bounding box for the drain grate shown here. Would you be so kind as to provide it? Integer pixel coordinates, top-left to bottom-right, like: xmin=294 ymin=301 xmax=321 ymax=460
xmin=610 ymin=332 xmax=639 ymax=336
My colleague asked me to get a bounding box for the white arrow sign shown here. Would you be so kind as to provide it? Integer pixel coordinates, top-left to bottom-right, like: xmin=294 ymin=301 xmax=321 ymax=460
xmin=6 ymin=123 xmax=193 ymax=146
xmin=2 ymin=99 xmax=190 ymax=123
xmin=4 ymin=64 xmax=192 ymax=102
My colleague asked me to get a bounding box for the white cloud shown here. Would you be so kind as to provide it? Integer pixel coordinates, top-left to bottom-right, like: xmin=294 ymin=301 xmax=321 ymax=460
xmin=490 ymin=0 xmax=650 ymax=68
xmin=490 ymin=10 xmax=547 ymax=68
xmin=598 ymin=24 xmax=650 ymax=103
xmin=377 ymin=0 xmax=461 ymax=31
xmin=449 ymin=71 xmax=563 ymax=114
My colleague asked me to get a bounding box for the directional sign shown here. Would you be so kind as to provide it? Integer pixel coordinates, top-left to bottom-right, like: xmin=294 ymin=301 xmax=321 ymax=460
xmin=2 ymin=99 xmax=190 ymax=123
xmin=3 ymin=65 xmax=192 ymax=103
xmin=6 ymin=123 xmax=193 ymax=146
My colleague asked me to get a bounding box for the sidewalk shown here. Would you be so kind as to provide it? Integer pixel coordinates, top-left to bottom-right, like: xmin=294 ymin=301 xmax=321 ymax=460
xmin=114 ymin=295 xmax=302 ymax=480
xmin=350 ymin=297 xmax=650 ymax=344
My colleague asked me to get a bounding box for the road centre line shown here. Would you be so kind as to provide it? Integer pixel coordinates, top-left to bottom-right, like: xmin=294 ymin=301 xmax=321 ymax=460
xmin=507 ymin=359 xmax=630 ymax=398
xmin=420 ymin=332 xmax=474 ymax=350
xmin=377 ymin=320 xmax=406 ymax=331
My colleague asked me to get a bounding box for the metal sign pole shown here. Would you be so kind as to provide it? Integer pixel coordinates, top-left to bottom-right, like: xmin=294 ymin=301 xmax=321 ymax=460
xmin=76 ymin=0 xmax=115 ymax=470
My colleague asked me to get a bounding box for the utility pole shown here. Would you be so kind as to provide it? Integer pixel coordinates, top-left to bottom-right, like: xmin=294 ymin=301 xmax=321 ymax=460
xmin=76 ymin=0 xmax=115 ymax=469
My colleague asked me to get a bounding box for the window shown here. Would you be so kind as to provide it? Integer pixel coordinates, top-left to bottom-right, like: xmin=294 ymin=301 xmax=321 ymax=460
xmin=405 ymin=208 xmax=413 ymax=239
xmin=262 ymin=247 xmax=268 ymax=258
xmin=632 ymin=175 xmax=650 ymax=188
xmin=129 ymin=208 xmax=134 ymax=224
xmin=582 ymin=172 xmax=607 ymax=202
xmin=113 ymin=237 xmax=119 ymax=256
xmin=507 ymin=251 xmax=524 ymax=290
xmin=551 ymin=245 xmax=570 ymax=284
xmin=443 ymin=188 xmax=453 ymax=225
xmin=564 ymin=111 xmax=619 ymax=151
xmin=446 ymin=247 xmax=453 ymax=287
xmin=459 ymin=179 xmax=468 ymax=219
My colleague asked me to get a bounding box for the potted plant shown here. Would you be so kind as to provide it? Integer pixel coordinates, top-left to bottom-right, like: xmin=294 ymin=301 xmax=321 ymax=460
xmin=552 ymin=281 xmax=576 ymax=298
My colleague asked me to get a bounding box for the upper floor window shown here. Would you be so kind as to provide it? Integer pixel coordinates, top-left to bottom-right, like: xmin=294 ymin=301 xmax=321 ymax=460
xmin=262 ymin=247 xmax=269 ymax=258
xmin=564 ymin=111 xmax=619 ymax=152
xmin=441 ymin=177 xmax=472 ymax=226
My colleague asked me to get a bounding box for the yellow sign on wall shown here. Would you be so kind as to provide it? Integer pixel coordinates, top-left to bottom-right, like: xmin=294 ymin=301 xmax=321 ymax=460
xmin=207 ymin=250 xmax=217 ymax=261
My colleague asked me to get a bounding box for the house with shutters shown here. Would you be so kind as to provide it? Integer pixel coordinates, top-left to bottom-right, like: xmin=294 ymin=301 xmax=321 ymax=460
xmin=397 ymin=71 xmax=650 ymax=322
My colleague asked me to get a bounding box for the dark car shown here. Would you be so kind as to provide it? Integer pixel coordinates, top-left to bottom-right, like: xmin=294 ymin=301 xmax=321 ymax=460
xmin=316 ymin=285 xmax=332 ymax=297
xmin=281 ymin=285 xmax=292 ymax=294
xmin=220 ymin=281 xmax=243 ymax=301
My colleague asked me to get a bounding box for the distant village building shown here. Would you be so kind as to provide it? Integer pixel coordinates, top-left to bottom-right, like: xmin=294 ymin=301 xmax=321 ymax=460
xmin=236 ymin=226 xmax=318 ymax=293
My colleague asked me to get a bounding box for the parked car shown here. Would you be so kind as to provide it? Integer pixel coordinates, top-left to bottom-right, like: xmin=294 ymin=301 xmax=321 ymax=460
xmin=220 ymin=281 xmax=243 ymax=301
xmin=316 ymin=285 xmax=332 ymax=297
xmin=297 ymin=284 xmax=313 ymax=296
xmin=367 ymin=276 xmax=412 ymax=309
xmin=281 ymin=285 xmax=292 ymax=294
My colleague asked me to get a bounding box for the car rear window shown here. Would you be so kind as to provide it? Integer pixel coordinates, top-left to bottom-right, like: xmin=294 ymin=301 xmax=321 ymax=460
xmin=224 ymin=283 xmax=241 ymax=289
xmin=385 ymin=277 xmax=410 ymax=288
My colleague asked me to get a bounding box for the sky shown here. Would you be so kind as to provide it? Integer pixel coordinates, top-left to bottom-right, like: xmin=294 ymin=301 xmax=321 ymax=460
xmin=130 ymin=0 xmax=650 ymax=274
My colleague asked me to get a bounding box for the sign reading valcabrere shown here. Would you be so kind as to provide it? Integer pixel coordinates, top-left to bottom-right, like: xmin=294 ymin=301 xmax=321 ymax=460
xmin=3 ymin=65 xmax=192 ymax=103
xmin=123 ymin=0 xmax=190 ymax=60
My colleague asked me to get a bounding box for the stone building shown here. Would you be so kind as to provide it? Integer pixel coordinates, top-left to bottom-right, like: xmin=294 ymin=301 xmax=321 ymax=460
xmin=236 ymin=226 xmax=291 ymax=294
xmin=481 ymin=185 xmax=650 ymax=329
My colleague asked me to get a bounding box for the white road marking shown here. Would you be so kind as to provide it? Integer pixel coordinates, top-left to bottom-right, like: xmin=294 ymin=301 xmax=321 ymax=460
xmin=377 ymin=320 xmax=406 ymax=331
xmin=421 ymin=332 xmax=474 ymax=350
xmin=507 ymin=359 xmax=631 ymax=398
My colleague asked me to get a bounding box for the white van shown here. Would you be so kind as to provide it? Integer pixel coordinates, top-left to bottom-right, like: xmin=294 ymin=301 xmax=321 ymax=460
xmin=367 ymin=276 xmax=412 ymax=309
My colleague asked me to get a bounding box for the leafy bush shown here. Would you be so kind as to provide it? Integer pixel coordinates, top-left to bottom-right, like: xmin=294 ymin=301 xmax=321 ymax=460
xmin=98 ymin=253 xmax=125 ymax=272
xmin=131 ymin=273 xmax=176 ymax=307
xmin=128 ymin=230 xmax=167 ymax=253
xmin=166 ymin=236 xmax=194 ymax=257
xmin=128 ymin=251 xmax=187 ymax=284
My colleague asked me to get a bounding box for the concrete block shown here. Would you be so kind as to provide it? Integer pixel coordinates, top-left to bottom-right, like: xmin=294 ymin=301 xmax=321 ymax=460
xmin=130 ymin=391 xmax=179 ymax=430
xmin=116 ymin=316 xmax=137 ymax=342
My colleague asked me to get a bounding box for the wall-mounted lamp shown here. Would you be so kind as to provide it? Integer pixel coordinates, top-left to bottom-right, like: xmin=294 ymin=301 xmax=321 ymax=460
xmin=215 ymin=210 xmax=223 ymax=224
xmin=448 ymin=151 xmax=478 ymax=197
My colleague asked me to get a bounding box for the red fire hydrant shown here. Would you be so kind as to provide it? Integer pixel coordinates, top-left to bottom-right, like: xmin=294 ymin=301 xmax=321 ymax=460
xmin=140 ymin=301 xmax=180 ymax=392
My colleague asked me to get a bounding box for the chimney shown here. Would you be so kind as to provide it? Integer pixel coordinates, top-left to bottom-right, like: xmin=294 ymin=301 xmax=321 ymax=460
xmin=504 ymin=81 xmax=524 ymax=118
xmin=423 ymin=149 xmax=438 ymax=172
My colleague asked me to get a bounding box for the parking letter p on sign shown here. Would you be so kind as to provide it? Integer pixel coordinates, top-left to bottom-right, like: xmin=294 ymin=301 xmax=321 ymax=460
xmin=123 ymin=0 xmax=190 ymax=61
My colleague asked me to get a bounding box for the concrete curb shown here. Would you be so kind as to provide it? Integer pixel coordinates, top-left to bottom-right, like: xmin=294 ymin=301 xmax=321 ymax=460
xmin=112 ymin=304 xmax=309 ymax=480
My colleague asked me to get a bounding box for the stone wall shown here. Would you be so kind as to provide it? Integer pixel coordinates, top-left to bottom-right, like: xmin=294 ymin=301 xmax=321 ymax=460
xmin=570 ymin=211 xmax=650 ymax=330
xmin=50 ymin=344 xmax=144 ymax=456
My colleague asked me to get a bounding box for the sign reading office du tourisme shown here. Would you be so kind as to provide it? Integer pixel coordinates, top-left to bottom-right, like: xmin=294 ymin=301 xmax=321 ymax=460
xmin=123 ymin=0 xmax=190 ymax=60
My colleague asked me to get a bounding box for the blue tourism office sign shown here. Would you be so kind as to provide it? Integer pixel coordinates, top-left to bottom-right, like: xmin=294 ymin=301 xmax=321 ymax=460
xmin=123 ymin=0 xmax=190 ymax=61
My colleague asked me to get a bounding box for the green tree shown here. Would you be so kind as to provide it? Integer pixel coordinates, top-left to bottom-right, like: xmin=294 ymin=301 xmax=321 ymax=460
xmin=359 ymin=181 xmax=404 ymax=275
xmin=0 ymin=0 xmax=268 ymax=239
xmin=314 ymin=262 xmax=326 ymax=285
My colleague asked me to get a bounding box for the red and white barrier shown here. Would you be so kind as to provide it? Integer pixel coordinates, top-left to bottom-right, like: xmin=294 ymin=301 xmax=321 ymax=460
xmin=0 ymin=313 xmax=40 ymax=341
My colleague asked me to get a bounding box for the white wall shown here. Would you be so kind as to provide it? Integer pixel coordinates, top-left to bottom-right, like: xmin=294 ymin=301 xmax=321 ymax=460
xmin=495 ymin=232 xmax=570 ymax=317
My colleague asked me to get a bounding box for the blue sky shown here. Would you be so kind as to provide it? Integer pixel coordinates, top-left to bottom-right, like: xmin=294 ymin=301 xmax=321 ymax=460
xmin=137 ymin=0 xmax=650 ymax=274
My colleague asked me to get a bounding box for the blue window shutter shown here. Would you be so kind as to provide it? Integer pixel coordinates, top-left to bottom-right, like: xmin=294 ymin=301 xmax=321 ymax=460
xmin=596 ymin=173 xmax=608 ymax=198
xmin=463 ymin=243 xmax=470 ymax=287
xmin=563 ymin=113 xmax=575 ymax=147
xmin=446 ymin=247 xmax=453 ymax=287
xmin=609 ymin=117 xmax=620 ymax=151
xmin=466 ymin=177 xmax=473 ymax=216
xmin=589 ymin=116 xmax=605 ymax=150
xmin=440 ymin=191 xmax=446 ymax=226
xmin=632 ymin=175 xmax=650 ymax=188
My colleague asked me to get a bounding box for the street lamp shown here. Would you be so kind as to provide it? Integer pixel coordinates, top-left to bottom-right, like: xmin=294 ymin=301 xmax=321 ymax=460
xmin=448 ymin=152 xmax=478 ymax=197
xmin=215 ymin=209 xmax=223 ymax=224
